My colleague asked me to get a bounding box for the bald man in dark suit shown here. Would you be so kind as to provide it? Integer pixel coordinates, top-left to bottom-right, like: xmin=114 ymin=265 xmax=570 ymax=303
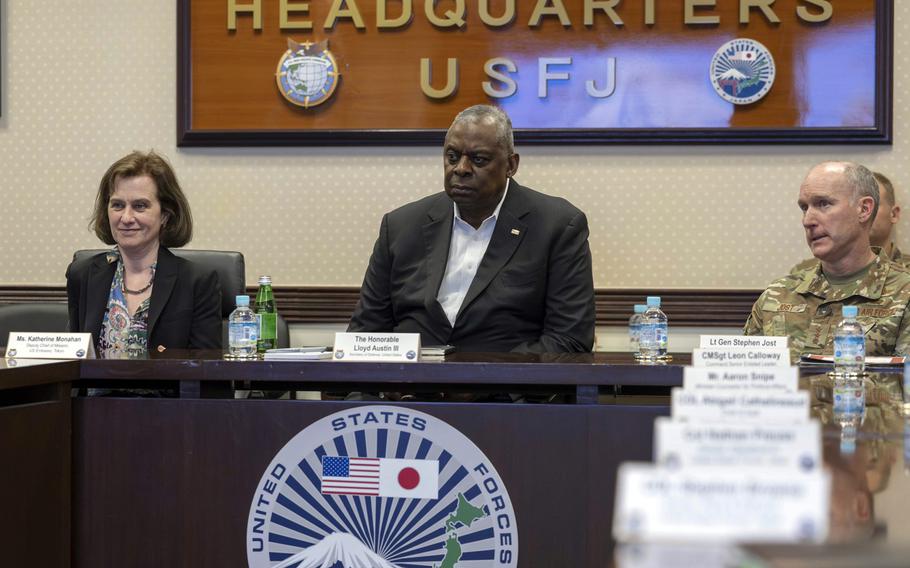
xmin=349 ymin=105 xmax=594 ymax=353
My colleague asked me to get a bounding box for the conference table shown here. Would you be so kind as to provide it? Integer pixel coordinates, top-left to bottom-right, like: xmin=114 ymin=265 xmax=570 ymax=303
xmin=1 ymin=351 xmax=907 ymax=567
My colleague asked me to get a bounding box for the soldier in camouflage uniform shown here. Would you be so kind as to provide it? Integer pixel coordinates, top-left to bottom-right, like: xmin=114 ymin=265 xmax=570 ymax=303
xmin=745 ymin=162 xmax=910 ymax=361
xmin=790 ymin=171 xmax=906 ymax=273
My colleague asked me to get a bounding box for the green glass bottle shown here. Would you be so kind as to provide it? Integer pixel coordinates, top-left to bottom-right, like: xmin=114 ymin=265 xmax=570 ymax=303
xmin=255 ymin=275 xmax=277 ymax=353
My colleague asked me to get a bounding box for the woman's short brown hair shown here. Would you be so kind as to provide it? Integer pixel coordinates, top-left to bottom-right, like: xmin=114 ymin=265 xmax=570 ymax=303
xmin=91 ymin=151 xmax=193 ymax=247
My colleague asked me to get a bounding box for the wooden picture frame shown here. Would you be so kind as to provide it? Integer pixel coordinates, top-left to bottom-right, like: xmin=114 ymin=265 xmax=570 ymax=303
xmin=177 ymin=0 xmax=893 ymax=146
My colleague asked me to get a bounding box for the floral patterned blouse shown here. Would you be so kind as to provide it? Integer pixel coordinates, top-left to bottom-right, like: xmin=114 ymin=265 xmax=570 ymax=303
xmin=98 ymin=249 xmax=156 ymax=359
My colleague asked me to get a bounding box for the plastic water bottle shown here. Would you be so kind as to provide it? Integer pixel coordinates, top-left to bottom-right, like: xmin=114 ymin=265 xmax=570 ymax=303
xmin=904 ymin=418 xmax=910 ymax=477
xmin=639 ymin=296 xmax=668 ymax=360
xmin=228 ymin=295 xmax=258 ymax=358
xmin=832 ymin=375 xmax=865 ymax=454
xmin=833 ymin=305 xmax=865 ymax=375
xmin=628 ymin=304 xmax=646 ymax=353
xmin=903 ymin=360 xmax=910 ymax=416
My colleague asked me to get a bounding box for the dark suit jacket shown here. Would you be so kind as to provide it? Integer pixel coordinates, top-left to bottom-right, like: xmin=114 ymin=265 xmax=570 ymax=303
xmin=66 ymin=247 xmax=222 ymax=352
xmin=348 ymin=182 xmax=595 ymax=352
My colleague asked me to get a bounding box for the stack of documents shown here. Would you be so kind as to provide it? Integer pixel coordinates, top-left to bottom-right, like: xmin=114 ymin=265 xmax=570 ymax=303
xmin=263 ymin=347 xmax=331 ymax=361
xmin=420 ymin=345 xmax=455 ymax=360
xmin=800 ymin=353 xmax=905 ymax=367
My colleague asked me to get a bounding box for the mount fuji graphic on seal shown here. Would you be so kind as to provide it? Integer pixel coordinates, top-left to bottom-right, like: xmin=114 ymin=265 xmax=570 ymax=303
xmin=271 ymin=532 xmax=398 ymax=568
xmin=718 ymin=68 xmax=747 ymax=81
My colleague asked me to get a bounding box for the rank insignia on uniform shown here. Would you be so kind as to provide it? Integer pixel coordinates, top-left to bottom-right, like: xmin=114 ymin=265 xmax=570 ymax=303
xmin=276 ymin=38 xmax=340 ymax=109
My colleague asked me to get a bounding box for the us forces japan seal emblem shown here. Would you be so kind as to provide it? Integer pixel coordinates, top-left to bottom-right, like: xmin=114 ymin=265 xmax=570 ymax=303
xmin=276 ymin=38 xmax=340 ymax=108
xmin=247 ymin=405 xmax=519 ymax=567
xmin=710 ymin=38 xmax=776 ymax=105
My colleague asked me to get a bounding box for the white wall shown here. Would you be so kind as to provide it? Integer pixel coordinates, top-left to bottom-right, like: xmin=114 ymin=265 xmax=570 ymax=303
xmin=0 ymin=2 xmax=908 ymax=290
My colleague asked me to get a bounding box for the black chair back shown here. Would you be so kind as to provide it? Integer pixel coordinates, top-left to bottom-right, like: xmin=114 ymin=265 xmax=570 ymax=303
xmin=0 ymin=303 xmax=69 ymax=347
xmin=71 ymin=249 xmax=245 ymax=318
xmin=69 ymin=250 xmax=291 ymax=350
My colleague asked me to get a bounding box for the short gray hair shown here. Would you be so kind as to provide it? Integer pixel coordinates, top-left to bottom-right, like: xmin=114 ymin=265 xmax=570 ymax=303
xmin=843 ymin=162 xmax=880 ymax=223
xmin=448 ymin=105 xmax=514 ymax=154
xmin=814 ymin=161 xmax=879 ymax=223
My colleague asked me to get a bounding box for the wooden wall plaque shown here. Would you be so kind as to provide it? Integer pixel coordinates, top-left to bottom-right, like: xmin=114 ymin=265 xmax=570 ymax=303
xmin=177 ymin=0 xmax=892 ymax=145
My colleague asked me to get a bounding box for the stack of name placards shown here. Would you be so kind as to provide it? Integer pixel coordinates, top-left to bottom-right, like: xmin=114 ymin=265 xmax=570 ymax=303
xmin=691 ymin=335 xmax=790 ymax=367
xmin=614 ymin=335 xmax=830 ymax=550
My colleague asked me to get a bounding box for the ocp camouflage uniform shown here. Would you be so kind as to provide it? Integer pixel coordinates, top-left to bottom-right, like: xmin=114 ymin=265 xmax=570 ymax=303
xmin=790 ymin=246 xmax=909 ymax=274
xmin=744 ymin=251 xmax=910 ymax=362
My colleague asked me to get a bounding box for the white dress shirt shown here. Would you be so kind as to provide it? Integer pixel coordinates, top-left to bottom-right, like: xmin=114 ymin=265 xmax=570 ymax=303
xmin=436 ymin=181 xmax=511 ymax=327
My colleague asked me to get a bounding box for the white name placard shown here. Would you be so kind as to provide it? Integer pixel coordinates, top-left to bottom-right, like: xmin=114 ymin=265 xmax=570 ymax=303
xmin=699 ymin=335 xmax=788 ymax=350
xmin=671 ymin=388 xmax=810 ymax=424
xmin=614 ymin=543 xmax=752 ymax=568
xmin=332 ymin=332 xmax=421 ymax=363
xmin=5 ymin=332 xmax=95 ymax=359
xmin=683 ymin=366 xmax=798 ymax=392
xmin=692 ymin=347 xmax=791 ymax=367
xmin=613 ymin=463 xmax=830 ymax=544
xmin=653 ymin=417 xmax=821 ymax=470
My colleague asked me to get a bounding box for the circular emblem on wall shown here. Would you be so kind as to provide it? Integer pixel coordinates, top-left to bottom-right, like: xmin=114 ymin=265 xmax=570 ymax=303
xmin=275 ymin=39 xmax=340 ymax=109
xmin=246 ymin=405 xmax=518 ymax=567
xmin=710 ymin=38 xmax=776 ymax=105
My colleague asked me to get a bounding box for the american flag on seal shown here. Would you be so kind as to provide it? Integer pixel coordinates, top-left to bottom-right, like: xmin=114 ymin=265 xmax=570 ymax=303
xmin=320 ymin=456 xmax=380 ymax=496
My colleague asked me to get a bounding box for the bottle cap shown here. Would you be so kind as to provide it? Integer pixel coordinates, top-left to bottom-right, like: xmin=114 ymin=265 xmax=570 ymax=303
xmin=646 ymin=296 xmax=661 ymax=308
xmin=235 ymin=295 xmax=250 ymax=307
xmin=258 ymin=275 xmax=272 ymax=285
xmin=842 ymin=305 xmax=858 ymax=318
xmin=634 ymin=304 xmax=647 ymax=313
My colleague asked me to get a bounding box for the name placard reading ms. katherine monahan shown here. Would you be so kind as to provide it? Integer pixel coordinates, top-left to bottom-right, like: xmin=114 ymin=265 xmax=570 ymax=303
xmin=4 ymin=332 xmax=95 ymax=359
xmin=332 ymin=332 xmax=421 ymax=363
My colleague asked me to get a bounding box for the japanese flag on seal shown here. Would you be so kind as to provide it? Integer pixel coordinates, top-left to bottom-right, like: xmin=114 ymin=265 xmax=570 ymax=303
xmin=379 ymin=458 xmax=439 ymax=499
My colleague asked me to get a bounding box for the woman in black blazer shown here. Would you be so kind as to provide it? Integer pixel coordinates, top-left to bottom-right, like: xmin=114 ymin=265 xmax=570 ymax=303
xmin=66 ymin=151 xmax=221 ymax=357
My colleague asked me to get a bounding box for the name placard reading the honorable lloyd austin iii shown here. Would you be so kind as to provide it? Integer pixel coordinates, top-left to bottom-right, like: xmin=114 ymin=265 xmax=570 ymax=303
xmin=333 ymin=332 xmax=421 ymax=362
xmin=179 ymin=0 xmax=889 ymax=145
